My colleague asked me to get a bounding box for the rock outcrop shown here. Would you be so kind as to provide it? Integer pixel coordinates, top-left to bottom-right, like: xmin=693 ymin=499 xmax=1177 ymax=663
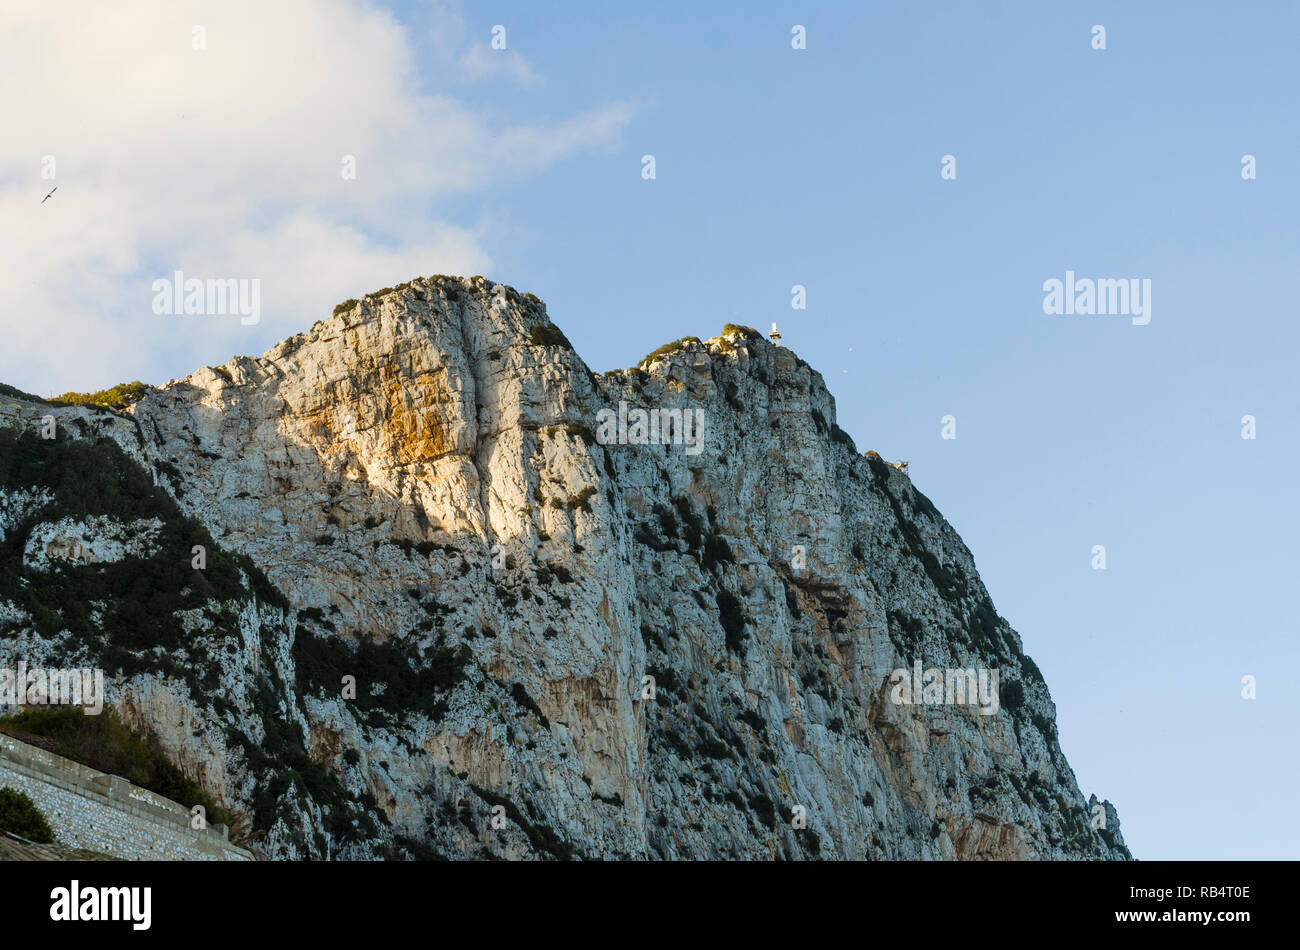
xmin=0 ymin=276 xmax=1131 ymax=860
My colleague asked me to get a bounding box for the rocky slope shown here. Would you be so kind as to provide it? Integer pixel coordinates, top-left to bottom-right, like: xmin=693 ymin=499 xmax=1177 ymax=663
xmin=0 ymin=276 xmax=1131 ymax=860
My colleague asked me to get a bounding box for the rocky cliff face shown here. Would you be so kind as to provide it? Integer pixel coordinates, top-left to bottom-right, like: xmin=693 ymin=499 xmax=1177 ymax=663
xmin=0 ymin=276 xmax=1130 ymax=860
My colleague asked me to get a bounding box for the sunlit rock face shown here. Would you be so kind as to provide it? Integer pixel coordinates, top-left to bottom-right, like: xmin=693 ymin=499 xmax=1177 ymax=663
xmin=0 ymin=276 xmax=1130 ymax=860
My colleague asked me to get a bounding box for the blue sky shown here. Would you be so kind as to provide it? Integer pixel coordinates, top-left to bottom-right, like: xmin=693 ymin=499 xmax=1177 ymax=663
xmin=3 ymin=1 xmax=1296 ymax=859
xmin=394 ymin=1 xmax=1296 ymax=860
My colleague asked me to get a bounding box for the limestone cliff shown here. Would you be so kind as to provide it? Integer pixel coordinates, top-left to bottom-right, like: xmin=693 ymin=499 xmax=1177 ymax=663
xmin=0 ymin=276 xmax=1131 ymax=860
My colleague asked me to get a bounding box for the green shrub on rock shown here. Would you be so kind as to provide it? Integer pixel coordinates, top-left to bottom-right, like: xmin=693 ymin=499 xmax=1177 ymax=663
xmin=0 ymin=787 xmax=55 ymax=843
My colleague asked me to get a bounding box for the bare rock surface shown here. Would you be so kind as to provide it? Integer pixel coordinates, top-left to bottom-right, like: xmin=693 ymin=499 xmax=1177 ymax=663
xmin=0 ymin=276 xmax=1130 ymax=860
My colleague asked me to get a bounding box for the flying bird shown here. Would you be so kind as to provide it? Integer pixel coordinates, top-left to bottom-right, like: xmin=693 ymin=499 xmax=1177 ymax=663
xmin=41 ymin=187 xmax=57 ymax=204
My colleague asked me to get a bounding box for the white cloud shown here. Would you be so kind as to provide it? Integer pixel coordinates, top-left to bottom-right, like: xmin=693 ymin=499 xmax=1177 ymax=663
xmin=0 ymin=0 xmax=631 ymax=394
xmin=458 ymin=43 xmax=541 ymax=86
xmin=425 ymin=0 xmax=541 ymax=86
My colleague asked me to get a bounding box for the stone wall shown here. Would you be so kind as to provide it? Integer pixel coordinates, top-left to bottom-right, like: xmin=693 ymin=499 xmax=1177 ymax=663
xmin=0 ymin=733 xmax=252 ymax=861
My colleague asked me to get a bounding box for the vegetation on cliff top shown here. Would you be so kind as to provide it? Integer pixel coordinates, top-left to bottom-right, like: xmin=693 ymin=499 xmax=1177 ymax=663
xmin=721 ymin=323 xmax=762 ymax=340
xmin=641 ymin=336 xmax=702 ymax=366
xmin=2 ymin=379 xmax=150 ymax=413
xmin=0 ymin=383 xmax=48 ymax=404
xmin=528 ymin=323 xmax=574 ymax=350
xmin=51 ymin=382 xmax=149 ymax=412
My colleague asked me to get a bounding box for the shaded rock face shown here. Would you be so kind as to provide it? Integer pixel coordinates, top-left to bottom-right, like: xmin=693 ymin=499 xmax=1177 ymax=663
xmin=23 ymin=515 xmax=164 ymax=569
xmin=0 ymin=276 xmax=1130 ymax=860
